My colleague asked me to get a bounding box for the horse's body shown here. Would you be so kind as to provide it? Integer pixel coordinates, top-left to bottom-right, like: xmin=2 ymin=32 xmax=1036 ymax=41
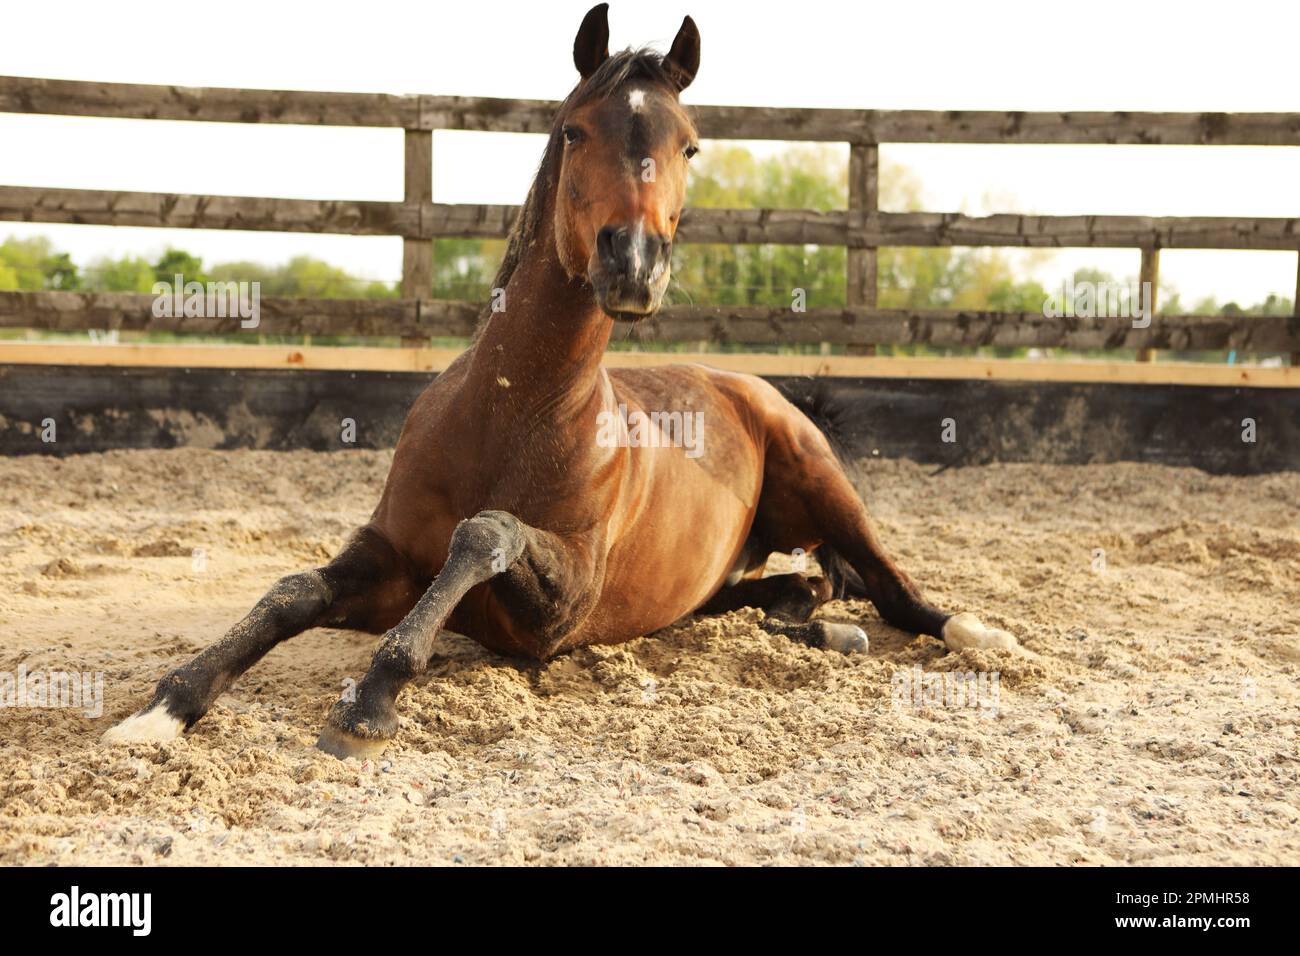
xmin=105 ymin=4 xmax=1016 ymax=756
xmin=375 ymin=358 xmax=768 ymax=658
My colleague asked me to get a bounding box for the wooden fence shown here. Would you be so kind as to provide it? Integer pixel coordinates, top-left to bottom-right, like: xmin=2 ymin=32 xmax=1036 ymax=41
xmin=2 ymin=75 xmax=1299 ymax=358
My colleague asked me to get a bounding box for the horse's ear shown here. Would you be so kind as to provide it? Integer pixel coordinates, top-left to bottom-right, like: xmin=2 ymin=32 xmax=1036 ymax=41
xmin=574 ymin=3 xmax=611 ymax=79
xmin=664 ymin=15 xmax=700 ymax=92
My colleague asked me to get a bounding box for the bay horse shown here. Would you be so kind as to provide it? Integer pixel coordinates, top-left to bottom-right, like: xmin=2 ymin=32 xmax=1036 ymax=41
xmin=105 ymin=3 xmax=1016 ymax=757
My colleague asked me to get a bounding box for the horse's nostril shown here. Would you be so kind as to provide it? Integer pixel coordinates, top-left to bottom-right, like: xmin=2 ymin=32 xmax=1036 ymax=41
xmin=597 ymin=227 xmax=670 ymax=282
xmin=597 ymin=226 xmax=625 ymax=271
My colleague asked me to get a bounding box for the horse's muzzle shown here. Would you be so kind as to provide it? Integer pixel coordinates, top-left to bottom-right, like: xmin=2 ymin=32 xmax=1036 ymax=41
xmin=591 ymin=225 xmax=671 ymax=321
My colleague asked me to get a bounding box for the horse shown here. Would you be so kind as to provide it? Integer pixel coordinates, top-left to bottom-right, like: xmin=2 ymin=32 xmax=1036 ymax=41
xmin=104 ymin=3 xmax=1017 ymax=757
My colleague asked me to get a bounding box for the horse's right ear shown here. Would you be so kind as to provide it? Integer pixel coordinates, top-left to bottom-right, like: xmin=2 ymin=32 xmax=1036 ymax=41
xmin=664 ymin=15 xmax=700 ymax=92
xmin=574 ymin=3 xmax=611 ymax=79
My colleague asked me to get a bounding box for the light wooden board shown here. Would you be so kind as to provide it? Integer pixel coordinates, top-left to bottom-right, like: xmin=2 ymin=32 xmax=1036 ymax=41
xmin=0 ymin=342 xmax=1294 ymax=388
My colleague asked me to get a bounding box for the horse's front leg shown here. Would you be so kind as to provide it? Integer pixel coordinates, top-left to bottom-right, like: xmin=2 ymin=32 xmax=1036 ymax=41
xmin=316 ymin=510 xmax=594 ymax=758
xmin=103 ymin=527 xmax=411 ymax=744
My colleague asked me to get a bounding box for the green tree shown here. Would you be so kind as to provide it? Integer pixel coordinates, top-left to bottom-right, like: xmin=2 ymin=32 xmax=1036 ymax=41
xmin=209 ymin=256 xmax=402 ymax=299
xmin=43 ymin=251 xmax=79 ymax=290
xmin=0 ymin=236 xmax=77 ymax=290
xmin=673 ymin=147 xmax=847 ymax=309
xmin=672 ymin=145 xmax=1050 ymax=319
xmin=84 ymin=255 xmax=157 ymax=292
xmin=153 ymin=248 xmax=207 ymax=286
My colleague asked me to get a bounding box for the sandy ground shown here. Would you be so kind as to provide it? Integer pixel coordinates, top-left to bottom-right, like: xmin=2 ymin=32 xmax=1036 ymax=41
xmin=0 ymin=448 xmax=1296 ymax=866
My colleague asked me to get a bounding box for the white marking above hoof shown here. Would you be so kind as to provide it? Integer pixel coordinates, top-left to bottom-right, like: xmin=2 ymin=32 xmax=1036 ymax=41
xmin=315 ymin=724 xmax=390 ymax=760
xmin=821 ymin=622 xmax=869 ymax=655
xmin=942 ymin=612 xmax=1019 ymax=653
xmin=102 ymin=704 xmax=184 ymax=745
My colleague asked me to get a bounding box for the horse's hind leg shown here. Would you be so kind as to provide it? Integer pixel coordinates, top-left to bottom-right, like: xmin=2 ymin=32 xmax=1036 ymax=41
xmin=103 ymin=527 xmax=413 ymax=744
xmin=759 ymin=405 xmax=1017 ymax=653
xmin=697 ymin=571 xmax=869 ymax=653
xmin=697 ymin=571 xmax=831 ymax=620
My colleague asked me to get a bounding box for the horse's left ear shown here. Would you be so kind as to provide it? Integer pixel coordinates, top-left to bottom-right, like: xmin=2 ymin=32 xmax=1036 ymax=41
xmin=574 ymin=3 xmax=611 ymax=79
xmin=664 ymin=15 xmax=700 ymax=92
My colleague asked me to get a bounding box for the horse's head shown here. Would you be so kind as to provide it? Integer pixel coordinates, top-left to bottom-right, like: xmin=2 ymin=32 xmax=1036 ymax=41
xmin=553 ymin=3 xmax=700 ymax=321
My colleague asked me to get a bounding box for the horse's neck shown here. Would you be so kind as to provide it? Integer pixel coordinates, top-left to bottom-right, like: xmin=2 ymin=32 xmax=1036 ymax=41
xmin=466 ymin=234 xmax=612 ymax=415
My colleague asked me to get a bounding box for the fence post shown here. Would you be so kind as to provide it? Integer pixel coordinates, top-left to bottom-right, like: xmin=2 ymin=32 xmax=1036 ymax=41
xmin=846 ymin=143 xmax=879 ymax=357
xmin=400 ymin=129 xmax=433 ymax=347
xmin=1293 ymin=252 xmax=1300 ymax=367
xmin=1136 ymin=246 xmax=1160 ymax=363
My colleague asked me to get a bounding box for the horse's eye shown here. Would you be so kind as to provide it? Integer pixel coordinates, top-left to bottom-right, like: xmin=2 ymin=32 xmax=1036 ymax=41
xmin=684 ymin=144 xmax=699 ymax=160
xmin=563 ymin=126 xmax=582 ymax=146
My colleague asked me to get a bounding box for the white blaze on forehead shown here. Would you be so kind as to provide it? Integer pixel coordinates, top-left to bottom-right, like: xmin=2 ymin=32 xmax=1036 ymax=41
xmin=628 ymin=88 xmax=647 ymax=112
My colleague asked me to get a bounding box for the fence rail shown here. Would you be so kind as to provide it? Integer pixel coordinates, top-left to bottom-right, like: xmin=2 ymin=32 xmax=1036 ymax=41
xmin=4 ymin=186 xmax=1298 ymax=251
xmin=2 ymin=74 xmax=1299 ymax=356
xmin=4 ymin=290 xmax=1293 ymax=351
xmin=7 ymin=77 xmax=1300 ymax=145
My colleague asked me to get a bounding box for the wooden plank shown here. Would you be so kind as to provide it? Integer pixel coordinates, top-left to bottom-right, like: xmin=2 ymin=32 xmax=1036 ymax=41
xmin=679 ymin=207 xmax=850 ymax=245
xmin=423 ymin=202 xmax=520 ymax=239
xmin=0 ymin=190 xmax=851 ymax=245
xmin=4 ymin=185 xmax=1297 ymax=251
xmin=0 ymin=75 xmax=420 ymax=127
xmin=0 ymin=341 xmax=1295 ymax=388
xmin=401 ymin=130 xmax=434 ymax=346
xmin=849 ymin=109 xmax=1300 ymax=146
xmin=642 ymin=304 xmax=1300 ymax=351
xmin=2 ymin=290 xmax=1294 ymax=349
xmin=10 ymin=343 xmax=1300 ymax=390
xmin=846 ymin=143 xmax=879 ymax=356
xmin=868 ymin=212 xmax=1300 ymax=251
xmin=429 ymin=204 xmax=847 ymax=243
xmin=404 ymin=131 xmax=433 ymax=215
xmin=0 ymin=290 xmax=445 ymax=337
xmin=0 ymin=341 xmax=458 ymax=372
xmin=419 ymin=95 xmax=556 ymax=134
xmin=435 ymin=207 xmax=1300 ymax=251
xmin=6 ymin=78 xmax=1300 ymax=145
xmin=609 ymin=353 xmax=1297 ymax=388
xmin=1137 ymin=247 xmax=1161 ymax=362
xmin=0 ymin=185 xmax=419 ymax=237
xmin=695 ymin=106 xmax=1300 ymax=146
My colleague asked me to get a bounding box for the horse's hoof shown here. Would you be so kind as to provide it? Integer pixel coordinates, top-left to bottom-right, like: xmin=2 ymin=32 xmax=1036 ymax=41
xmin=316 ymin=723 xmax=390 ymax=760
xmin=942 ymin=612 xmax=1019 ymax=652
xmin=819 ymin=621 xmax=869 ymax=655
xmin=102 ymin=704 xmax=184 ymax=744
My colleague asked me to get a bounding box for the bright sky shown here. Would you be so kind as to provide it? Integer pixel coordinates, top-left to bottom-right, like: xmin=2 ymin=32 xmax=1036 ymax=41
xmin=2 ymin=0 xmax=1298 ymax=306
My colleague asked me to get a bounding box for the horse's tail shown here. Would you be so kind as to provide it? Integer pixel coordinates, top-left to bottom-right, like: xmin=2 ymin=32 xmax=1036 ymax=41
xmin=774 ymin=377 xmax=869 ymax=600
